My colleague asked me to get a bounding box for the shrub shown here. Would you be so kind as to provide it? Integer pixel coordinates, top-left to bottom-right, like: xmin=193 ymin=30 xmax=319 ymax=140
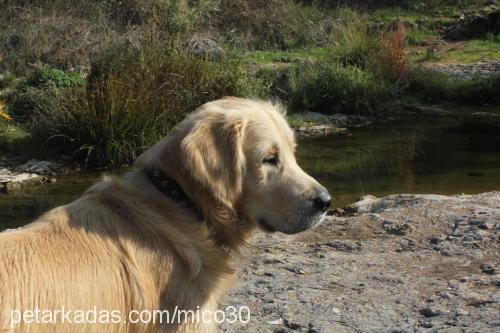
xmin=407 ymin=67 xmax=500 ymax=105
xmin=373 ymin=20 xmax=408 ymax=84
xmin=329 ymin=8 xmax=375 ymax=68
xmin=293 ymin=62 xmax=389 ymax=114
xmin=27 ymin=66 xmax=86 ymax=89
xmin=29 ymin=44 xmax=263 ymax=167
xmin=254 ymin=65 xmax=299 ymax=101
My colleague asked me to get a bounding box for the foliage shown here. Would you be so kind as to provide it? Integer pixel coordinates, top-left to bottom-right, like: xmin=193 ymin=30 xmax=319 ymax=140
xmin=374 ymin=20 xmax=408 ymax=84
xmin=28 ymin=44 xmax=263 ymax=167
xmin=254 ymin=65 xmax=299 ymax=101
xmin=27 ymin=66 xmax=86 ymax=89
xmin=407 ymin=67 xmax=500 ymax=105
xmin=293 ymin=62 xmax=389 ymax=114
xmin=0 ymin=122 xmax=30 ymax=154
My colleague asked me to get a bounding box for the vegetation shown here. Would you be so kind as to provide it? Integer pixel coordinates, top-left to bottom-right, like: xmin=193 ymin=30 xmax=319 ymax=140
xmin=28 ymin=44 xmax=263 ymax=167
xmin=1 ymin=0 xmax=499 ymax=166
xmin=408 ymin=68 xmax=500 ymax=105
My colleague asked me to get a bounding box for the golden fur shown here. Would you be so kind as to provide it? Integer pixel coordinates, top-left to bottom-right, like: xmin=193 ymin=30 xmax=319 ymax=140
xmin=0 ymin=97 xmax=329 ymax=332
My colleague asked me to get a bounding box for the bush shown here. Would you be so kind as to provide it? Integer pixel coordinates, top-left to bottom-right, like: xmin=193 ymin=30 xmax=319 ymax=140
xmin=373 ymin=20 xmax=408 ymax=84
xmin=27 ymin=66 xmax=86 ymax=89
xmin=293 ymin=62 xmax=389 ymax=114
xmin=407 ymin=67 xmax=500 ymax=105
xmin=254 ymin=65 xmax=299 ymax=101
xmin=329 ymin=8 xmax=375 ymax=68
xmin=0 ymin=121 xmax=30 ymax=155
xmin=29 ymin=44 xmax=263 ymax=167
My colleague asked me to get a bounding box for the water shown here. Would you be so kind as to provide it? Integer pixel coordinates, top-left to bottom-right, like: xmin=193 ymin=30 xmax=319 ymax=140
xmin=298 ymin=114 xmax=500 ymax=207
xmin=1 ymin=113 xmax=499 ymax=229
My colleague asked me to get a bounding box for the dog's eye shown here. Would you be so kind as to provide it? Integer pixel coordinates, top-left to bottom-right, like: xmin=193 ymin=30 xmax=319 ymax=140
xmin=263 ymin=155 xmax=279 ymax=165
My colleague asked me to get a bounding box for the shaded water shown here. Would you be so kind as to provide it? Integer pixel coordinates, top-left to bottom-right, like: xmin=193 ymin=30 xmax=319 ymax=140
xmin=298 ymin=114 xmax=500 ymax=208
xmin=1 ymin=113 xmax=500 ymax=229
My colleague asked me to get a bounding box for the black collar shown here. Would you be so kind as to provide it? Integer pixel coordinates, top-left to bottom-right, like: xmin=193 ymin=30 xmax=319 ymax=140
xmin=146 ymin=166 xmax=195 ymax=207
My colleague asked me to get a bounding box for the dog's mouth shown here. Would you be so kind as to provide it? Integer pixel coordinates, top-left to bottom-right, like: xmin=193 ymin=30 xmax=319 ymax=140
xmin=258 ymin=218 xmax=276 ymax=232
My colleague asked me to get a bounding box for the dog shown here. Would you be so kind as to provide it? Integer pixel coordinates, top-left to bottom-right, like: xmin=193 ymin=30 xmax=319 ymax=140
xmin=0 ymin=97 xmax=331 ymax=332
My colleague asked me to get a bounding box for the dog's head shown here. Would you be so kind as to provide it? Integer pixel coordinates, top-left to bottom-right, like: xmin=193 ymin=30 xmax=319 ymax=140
xmin=137 ymin=98 xmax=331 ymax=245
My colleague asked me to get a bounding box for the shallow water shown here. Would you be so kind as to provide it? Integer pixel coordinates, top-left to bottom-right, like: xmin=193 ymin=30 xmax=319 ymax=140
xmin=298 ymin=114 xmax=500 ymax=207
xmin=1 ymin=113 xmax=499 ymax=229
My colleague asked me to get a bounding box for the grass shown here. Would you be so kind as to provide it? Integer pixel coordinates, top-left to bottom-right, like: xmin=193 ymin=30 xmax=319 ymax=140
xmin=411 ymin=38 xmax=500 ymax=64
xmin=26 ymin=44 xmax=263 ymax=167
xmin=292 ymin=62 xmax=390 ymax=114
xmin=231 ymin=47 xmax=332 ymax=65
xmin=0 ymin=122 xmax=30 ymax=155
xmin=440 ymin=39 xmax=500 ymax=63
xmin=1 ymin=0 xmax=499 ymax=166
xmin=407 ymin=67 xmax=500 ymax=105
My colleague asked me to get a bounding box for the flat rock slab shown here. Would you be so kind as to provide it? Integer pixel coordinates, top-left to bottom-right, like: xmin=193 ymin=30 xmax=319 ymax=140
xmin=0 ymin=168 xmax=45 ymax=193
xmin=0 ymin=158 xmax=63 ymax=193
xmin=222 ymin=192 xmax=500 ymax=332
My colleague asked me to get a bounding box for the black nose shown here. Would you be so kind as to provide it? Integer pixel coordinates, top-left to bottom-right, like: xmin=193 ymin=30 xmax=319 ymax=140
xmin=312 ymin=192 xmax=332 ymax=212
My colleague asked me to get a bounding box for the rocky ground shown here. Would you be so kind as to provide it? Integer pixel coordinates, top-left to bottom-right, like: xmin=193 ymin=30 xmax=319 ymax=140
xmin=427 ymin=60 xmax=500 ymax=80
xmin=222 ymin=192 xmax=499 ymax=333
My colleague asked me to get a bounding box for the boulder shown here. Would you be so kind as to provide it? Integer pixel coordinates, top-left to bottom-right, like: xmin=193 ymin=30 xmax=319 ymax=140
xmin=186 ymin=36 xmax=225 ymax=60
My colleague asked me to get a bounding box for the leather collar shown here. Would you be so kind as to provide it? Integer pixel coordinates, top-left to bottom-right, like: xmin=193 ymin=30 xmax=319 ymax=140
xmin=146 ymin=166 xmax=196 ymax=208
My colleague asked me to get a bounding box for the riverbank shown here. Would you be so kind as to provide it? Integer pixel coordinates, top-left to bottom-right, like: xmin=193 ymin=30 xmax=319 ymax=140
xmin=222 ymin=191 xmax=500 ymax=332
xmin=2 ymin=105 xmax=499 ymax=195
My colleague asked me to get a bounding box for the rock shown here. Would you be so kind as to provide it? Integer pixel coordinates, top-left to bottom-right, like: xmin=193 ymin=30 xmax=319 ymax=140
xmin=419 ymin=307 xmax=441 ymax=318
xmin=383 ymin=220 xmax=413 ymax=236
xmin=480 ymin=263 xmax=495 ymax=275
xmin=267 ymin=318 xmax=283 ymax=325
xmin=0 ymin=158 xmax=67 ymax=193
xmin=346 ymin=195 xmax=379 ymax=213
xmin=426 ymin=60 xmax=500 ymax=80
xmin=322 ymin=240 xmax=361 ymax=252
xmin=477 ymin=221 xmax=496 ymax=230
xmin=0 ymin=170 xmax=45 ymax=193
xmin=16 ymin=159 xmax=63 ymax=175
xmin=445 ymin=6 xmax=500 ymax=40
xmin=186 ymin=36 xmax=225 ymax=60
xmin=296 ymin=124 xmax=346 ymax=136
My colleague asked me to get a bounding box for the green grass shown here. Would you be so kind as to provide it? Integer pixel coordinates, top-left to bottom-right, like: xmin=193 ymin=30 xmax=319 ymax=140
xmin=292 ymin=62 xmax=390 ymax=114
xmin=406 ymin=29 xmax=434 ymax=46
xmin=411 ymin=39 xmax=500 ymax=64
xmin=443 ymin=39 xmax=500 ymax=63
xmin=27 ymin=66 xmax=86 ymax=89
xmin=407 ymin=67 xmax=500 ymax=105
xmin=0 ymin=122 xmax=30 ymax=154
xmin=230 ymin=47 xmax=332 ymax=65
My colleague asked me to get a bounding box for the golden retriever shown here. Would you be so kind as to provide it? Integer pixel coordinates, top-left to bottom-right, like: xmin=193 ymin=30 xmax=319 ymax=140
xmin=0 ymin=97 xmax=331 ymax=333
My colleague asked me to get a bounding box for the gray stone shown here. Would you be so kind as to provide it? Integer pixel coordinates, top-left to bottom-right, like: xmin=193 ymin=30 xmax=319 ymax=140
xmin=383 ymin=220 xmax=413 ymax=236
xmin=186 ymin=36 xmax=225 ymax=60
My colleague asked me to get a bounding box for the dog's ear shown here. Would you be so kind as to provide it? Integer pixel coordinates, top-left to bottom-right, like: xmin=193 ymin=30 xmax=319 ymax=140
xmin=180 ymin=113 xmax=246 ymax=209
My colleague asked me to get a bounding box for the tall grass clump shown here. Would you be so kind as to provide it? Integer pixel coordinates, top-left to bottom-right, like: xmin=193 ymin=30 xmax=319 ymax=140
xmin=329 ymin=8 xmax=375 ymax=67
xmin=29 ymin=44 xmax=262 ymax=167
xmin=374 ymin=20 xmax=408 ymax=85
